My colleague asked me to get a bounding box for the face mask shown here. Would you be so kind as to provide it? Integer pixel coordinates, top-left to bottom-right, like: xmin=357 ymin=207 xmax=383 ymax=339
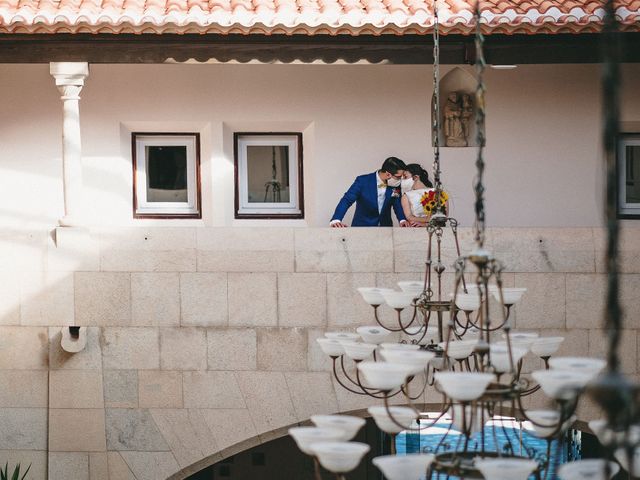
xmin=387 ymin=177 xmax=401 ymax=187
xmin=401 ymin=178 xmax=415 ymax=194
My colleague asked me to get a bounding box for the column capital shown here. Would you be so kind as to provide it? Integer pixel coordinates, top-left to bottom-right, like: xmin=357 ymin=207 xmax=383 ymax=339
xmin=49 ymin=62 xmax=89 ymax=88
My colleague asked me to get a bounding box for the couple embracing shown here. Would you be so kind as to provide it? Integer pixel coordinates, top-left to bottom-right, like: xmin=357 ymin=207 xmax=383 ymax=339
xmin=330 ymin=157 xmax=439 ymax=228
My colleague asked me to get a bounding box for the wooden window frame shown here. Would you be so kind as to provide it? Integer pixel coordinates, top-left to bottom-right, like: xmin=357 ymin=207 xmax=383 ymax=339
xmin=233 ymin=132 xmax=304 ymax=220
xmin=132 ymin=132 xmax=202 ymax=219
xmin=617 ymin=133 xmax=640 ymax=219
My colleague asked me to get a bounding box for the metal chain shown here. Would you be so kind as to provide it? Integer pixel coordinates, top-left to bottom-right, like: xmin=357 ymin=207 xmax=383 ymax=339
xmin=432 ymin=0 xmax=442 ymax=191
xmin=603 ymin=0 xmax=621 ymax=372
xmin=473 ymin=0 xmax=487 ymax=248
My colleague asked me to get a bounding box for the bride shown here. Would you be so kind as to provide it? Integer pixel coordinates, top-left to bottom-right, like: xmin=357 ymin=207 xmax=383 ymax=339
xmin=400 ymin=163 xmax=444 ymax=227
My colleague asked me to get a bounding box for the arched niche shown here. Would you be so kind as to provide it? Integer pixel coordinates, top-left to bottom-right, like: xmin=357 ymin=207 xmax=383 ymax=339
xmin=432 ymin=66 xmax=478 ymax=148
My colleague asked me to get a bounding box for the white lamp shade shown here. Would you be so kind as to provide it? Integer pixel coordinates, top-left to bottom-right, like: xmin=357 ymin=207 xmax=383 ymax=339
xmin=558 ymin=459 xmax=620 ymax=480
xmin=310 ymin=415 xmax=366 ymax=441
xmin=548 ymin=357 xmax=606 ymax=379
xmin=501 ymin=332 xmax=539 ymax=351
xmin=449 ymin=404 xmax=486 ymax=435
xmin=356 ymin=326 xmax=394 ymax=345
xmin=340 ymin=341 xmax=377 ymax=361
xmin=380 ymin=342 xmax=421 ymax=351
xmin=288 ymin=427 xmax=345 ymax=455
xmin=316 ymin=338 xmax=345 ymax=357
xmin=382 ymin=291 xmax=417 ymax=309
xmin=492 ymin=287 xmax=527 ymax=305
xmin=397 ymin=281 xmax=425 ymax=297
xmin=455 ymin=292 xmax=481 ymax=311
xmin=380 ymin=349 xmax=435 ymax=375
xmin=525 ymin=410 xmax=563 ymax=438
xmin=531 ymin=336 xmax=565 ymax=357
xmin=434 ymin=372 xmax=495 ymax=401
xmin=372 ymin=453 xmax=435 ymax=480
xmin=441 ymin=339 xmax=478 ymax=360
xmin=357 ymin=361 xmax=412 ymax=391
xmin=489 ymin=344 xmax=527 ymax=373
xmin=475 ymin=458 xmax=537 ymax=480
xmin=358 ymin=287 xmax=394 ymax=306
xmin=615 ymin=447 xmax=640 ymax=477
xmin=325 ymin=332 xmax=360 ymax=342
xmin=531 ymin=369 xmax=592 ymax=400
xmin=404 ymin=326 xmax=440 ymax=346
xmin=368 ymin=406 xmax=418 ymax=434
xmin=310 ymin=441 xmax=370 ymax=473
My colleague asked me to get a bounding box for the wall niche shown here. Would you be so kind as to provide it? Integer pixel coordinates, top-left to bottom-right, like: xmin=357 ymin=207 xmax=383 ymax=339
xmin=432 ymin=67 xmax=478 ymax=148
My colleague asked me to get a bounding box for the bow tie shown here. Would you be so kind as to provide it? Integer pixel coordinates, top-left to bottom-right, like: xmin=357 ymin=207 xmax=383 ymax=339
xmin=378 ymin=183 xmax=387 ymax=188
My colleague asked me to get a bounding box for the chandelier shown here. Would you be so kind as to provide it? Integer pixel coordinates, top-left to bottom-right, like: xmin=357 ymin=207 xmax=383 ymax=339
xmin=289 ymin=0 xmax=639 ymax=479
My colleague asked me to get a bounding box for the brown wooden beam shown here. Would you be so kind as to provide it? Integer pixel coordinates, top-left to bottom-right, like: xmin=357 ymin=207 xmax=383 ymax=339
xmin=0 ymin=33 xmax=639 ymax=64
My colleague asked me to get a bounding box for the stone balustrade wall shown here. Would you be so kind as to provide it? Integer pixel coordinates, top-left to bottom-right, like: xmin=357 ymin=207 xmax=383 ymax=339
xmin=0 ymin=226 xmax=638 ymax=479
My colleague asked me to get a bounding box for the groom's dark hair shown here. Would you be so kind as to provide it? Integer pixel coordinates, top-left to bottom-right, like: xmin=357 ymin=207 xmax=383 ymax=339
xmin=380 ymin=157 xmax=407 ymax=175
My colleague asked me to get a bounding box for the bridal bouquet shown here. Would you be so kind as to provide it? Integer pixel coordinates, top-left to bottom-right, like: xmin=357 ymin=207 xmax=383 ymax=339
xmin=420 ymin=189 xmax=449 ymax=216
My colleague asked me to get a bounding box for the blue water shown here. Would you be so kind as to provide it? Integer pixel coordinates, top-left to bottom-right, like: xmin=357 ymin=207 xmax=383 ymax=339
xmin=396 ymin=419 xmax=581 ymax=479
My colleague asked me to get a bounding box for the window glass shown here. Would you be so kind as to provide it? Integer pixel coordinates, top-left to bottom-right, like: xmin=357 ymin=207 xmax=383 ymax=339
xmin=625 ymin=144 xmax=640 ymax=205
xmin=146 ymin=145 xmax=188 ymax=202
xmin=246 ymin=145 xmax=290 ymax=204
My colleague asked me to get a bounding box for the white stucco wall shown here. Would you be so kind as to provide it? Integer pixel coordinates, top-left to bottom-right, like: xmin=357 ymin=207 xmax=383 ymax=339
xmin=1 ymin=63 xmax=640 ymax=230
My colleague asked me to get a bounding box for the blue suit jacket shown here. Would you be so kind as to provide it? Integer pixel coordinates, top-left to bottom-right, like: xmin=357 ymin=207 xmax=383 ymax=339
xmin=331 ymin=172 xmax=406 ymax=227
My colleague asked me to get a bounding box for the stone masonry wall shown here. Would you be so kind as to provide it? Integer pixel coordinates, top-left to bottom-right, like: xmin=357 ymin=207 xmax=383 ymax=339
xmin=0 ymin=226 xmax=638 ymax=479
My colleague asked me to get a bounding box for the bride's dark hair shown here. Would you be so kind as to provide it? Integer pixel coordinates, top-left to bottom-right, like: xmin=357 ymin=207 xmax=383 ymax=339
xmin=405 ymin=163 xmax=433 ymax=188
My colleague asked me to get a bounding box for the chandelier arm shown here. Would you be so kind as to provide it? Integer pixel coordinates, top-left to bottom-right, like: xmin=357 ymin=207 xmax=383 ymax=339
xmin=354 ymin=365 xmax=405 ymax=399
xmin=331 ymin=357 xmax=371 ymax=396
xmin=372 ymin=306 xmax=407 ymax=332
xmin=472 ymin=0 xmax=487 ymax=249
xmin=401 ymin=372 xmax=429 ymax=401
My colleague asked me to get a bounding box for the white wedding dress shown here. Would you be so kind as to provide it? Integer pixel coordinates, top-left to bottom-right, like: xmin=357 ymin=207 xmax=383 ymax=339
xmin=404 ymin=188 xmax=431 ymax=218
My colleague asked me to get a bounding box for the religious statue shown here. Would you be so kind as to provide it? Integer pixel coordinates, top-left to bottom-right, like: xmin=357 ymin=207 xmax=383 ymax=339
xmin=443 ymin=91 xmax=473 ymax=147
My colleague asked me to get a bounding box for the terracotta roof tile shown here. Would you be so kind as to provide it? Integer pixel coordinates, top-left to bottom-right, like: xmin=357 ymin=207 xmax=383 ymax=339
xmin=0 ymin=0 xmax=638 ymax=34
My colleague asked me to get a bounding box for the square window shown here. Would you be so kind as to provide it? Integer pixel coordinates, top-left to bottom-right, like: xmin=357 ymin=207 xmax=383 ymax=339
xmin=132 ymin=133 xmax=201 ymax=218
xmin=234 ymin=133 xmax=304 ymax=219
xmin=618 ymin=133 xmax=640 ymax=218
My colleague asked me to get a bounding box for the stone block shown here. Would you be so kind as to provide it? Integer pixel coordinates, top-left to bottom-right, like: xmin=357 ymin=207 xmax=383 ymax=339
xmin=50 ymin=327 xmax=102 ymax=370
xmin=589 ymin=329 xmax=637 ymax=374
xmin=50 ymin=370 xmax=104 ymax=408
xmin=0 ymin=451 xmax=46 ymax=479
xmin=0 ymin=230 xmax=47 ymax=272
xmin=160 ymin=328 xmax=207 ymax=370
xmin=0 ymin=408 xmax=47 ymax=450
xmin=196 ymin=228 xmax=294 ymax=272
xmin=182 ymin=371 xmax=245 ymax=409
xmin=89 ymin=452 xmax=109 ymax=480
xmin=103 ymin=370 xmax=138 ymax=409
xmin=490 ymin=227 xmax=595 ymax=273
xmin=332 ymin=376 xmax=380 ymax=414
xmin=102 ymin=328 xmax=160 ymax=370
xmin=49 ymin=409 xmax=106 ymax=452
xmin=180 ymin=273 xmax=228 ymax=327
xmin=200 ymin=409 xmax=258 ymax=451
xmin=0 ymin=272 xmax=20 ymax=325
xmin=97 ymin=227 xmax=197 ymax=272
xmin=131 ymin=273 xmax=180 ymax=327
xmin=0 ymin=370 xmax=48 ymax=407
xmin=105 ymin=409 xmax=169 ymax=451
xmin=294 ymin=228 xmax=393 ymax=273
xmin=138 ymin=371 xmax=183 ymax=408
xmin=0 ymin=327 xmax=48 ymax=369
xmin=285 ymin=372 xmax=339 ymax=421
xmin=48 ymin=227 xmax=100 ymax=272
xmin=566 ymin=274 xmax=606 ymax=329
xmin=107 ymin=452 xmax=136 ymax=480
xmin=228 ymin=273 xmax=277 ymax=327
xmin=327 ymin=273 xmax=376 ymax=328
xmin=595 ymin=227 xmax=640 ymax=274
xmin=307 ymin=329 xmax=333 ymax=372
xmin=49 ymin=452 xmax=89 ymax=480
xmin=207 ymin=329 xmax=257 ymax=371
xmin=118 ymin=452 xmax=180 ymax=480
xmin=536 ymin=328 xmax=590 ymax=359
xmin=257 ymin=328 xmax=307 ymax=371
xmin=75 ymin=272 xmax=131 ymax=326
xmin=512 ymin=273 xmax=565 ymax=329
xmin=149 ymin=409 xmax=217 ymax=468
xmin=19 ymin=271 xmax=73 ymax=326
xmin=235 ymin=371 xmax=297 ymax=434
xmin=277 ymin=273 xmax=326 ymax=327
xmin=621 ymin=274 xmax=640 ymax=329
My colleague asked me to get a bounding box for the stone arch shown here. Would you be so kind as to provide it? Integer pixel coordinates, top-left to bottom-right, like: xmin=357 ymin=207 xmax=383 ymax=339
xmin=433 ymin=66 xmax=478 ymax=148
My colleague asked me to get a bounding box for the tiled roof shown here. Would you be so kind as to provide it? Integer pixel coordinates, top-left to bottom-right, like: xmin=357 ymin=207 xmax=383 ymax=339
xmin=0 ymin=0 xmax=638 ymax=35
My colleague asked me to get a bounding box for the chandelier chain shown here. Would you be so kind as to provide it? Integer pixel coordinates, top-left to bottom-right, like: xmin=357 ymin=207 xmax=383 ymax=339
xmin=432 ymin=0 xmax=442 ymax=192
xmin=473 ymin=0 xmax=487 ymax=248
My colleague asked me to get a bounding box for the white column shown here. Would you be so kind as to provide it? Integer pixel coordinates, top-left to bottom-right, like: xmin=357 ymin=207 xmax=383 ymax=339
xmin=50 ymin=62 xmax=89 ymax=227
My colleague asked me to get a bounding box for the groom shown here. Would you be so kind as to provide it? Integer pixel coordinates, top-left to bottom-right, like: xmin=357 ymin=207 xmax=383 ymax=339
xmin=330 ymin=157 xmax=410 ymax=227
